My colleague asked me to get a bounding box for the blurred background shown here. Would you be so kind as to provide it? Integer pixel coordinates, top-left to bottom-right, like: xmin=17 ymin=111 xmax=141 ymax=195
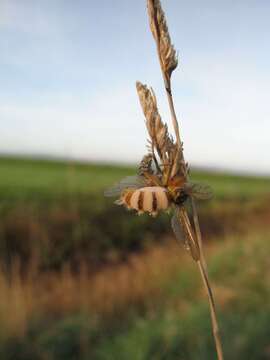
xmin=0 ymin=0 xmax=270 ymax=359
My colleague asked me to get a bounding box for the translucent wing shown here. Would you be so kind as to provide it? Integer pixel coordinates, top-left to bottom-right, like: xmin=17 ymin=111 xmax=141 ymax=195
xmin=171 ymin=207 xmax=200 ymax=261
xmin=184 ymin=182 xmax=213 ymax=200
xmin=104 ymin=175 xmax=146 ymax=197
xmin=171 ymin=208 xmax=190 ymax=251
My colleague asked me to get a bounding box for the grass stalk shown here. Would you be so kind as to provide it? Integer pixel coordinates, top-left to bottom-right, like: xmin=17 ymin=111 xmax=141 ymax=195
xmin=164 ymin=76 xmax=224 ymax=360
xmin=148 ymin=0 xmax=224 ymax=354
xmin=197 ymin=258 xmax=224 ymax=360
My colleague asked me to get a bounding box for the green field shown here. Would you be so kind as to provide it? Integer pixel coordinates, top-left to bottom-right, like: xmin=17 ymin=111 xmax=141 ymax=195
xmin=0 ymin=156 xmax=268 ymax=268
xmin=0 ymin=156 xmax=269 ymax=359
xmin=0 ymin=157 xmax=132 ymax=200
xmin=1 ymin=156 xmax=269 ymax=200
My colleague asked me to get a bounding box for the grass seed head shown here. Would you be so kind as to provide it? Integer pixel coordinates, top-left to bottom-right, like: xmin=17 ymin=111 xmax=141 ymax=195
xmin=147 ymin=0 xmax=178 ymax=81
xmin=136 ymin=82 xmax=172 ymax=169
xmin=136 ymin=81 xmax=186 ymax=181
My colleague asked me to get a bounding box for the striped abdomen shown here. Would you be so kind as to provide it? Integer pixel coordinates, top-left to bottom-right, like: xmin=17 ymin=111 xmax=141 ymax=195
xmin=120 ymin=186 xmax=170 ymax=216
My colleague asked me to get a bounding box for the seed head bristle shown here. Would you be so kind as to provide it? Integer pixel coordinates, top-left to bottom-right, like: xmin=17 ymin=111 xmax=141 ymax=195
xmin=147 ymin=0 xmax=178 ymax=80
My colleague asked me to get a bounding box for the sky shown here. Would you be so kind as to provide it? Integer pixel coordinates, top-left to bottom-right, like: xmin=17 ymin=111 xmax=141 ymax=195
xmin=0 ymin=0 xmax=270 ymax=174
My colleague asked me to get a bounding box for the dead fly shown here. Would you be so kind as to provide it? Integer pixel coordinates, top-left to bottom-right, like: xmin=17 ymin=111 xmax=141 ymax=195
xmin=105 ymin=155 xmax=212 ymax=260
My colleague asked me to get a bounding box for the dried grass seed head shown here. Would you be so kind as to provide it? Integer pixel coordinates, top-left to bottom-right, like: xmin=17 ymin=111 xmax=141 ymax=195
xmin=136 ymin=81 xmax=186 ymax=180
xmin=136 ymin=82 xmax=172 ymax=162
xmin=147 ymin=0 xmax=178 ymax=80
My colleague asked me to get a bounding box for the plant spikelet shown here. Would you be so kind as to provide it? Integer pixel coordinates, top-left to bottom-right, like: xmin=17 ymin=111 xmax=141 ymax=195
xmin=147 ymin=0 xmax=178 ymax=80
xmin=136 ymin=81 xmax=186 ymax=180
xmin=136 ymin=82 xmax=171 ymax=164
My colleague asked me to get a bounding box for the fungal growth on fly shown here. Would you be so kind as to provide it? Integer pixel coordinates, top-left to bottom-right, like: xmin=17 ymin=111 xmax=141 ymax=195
xmin=105 ymin=82 xmax=212 ymax=261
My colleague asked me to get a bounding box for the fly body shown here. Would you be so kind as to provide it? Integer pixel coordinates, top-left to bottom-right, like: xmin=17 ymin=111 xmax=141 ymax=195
xmin=117 ymin=186 xmax=170 ymax=216
xmin=105 ymin=172 xmax=212 ymax=217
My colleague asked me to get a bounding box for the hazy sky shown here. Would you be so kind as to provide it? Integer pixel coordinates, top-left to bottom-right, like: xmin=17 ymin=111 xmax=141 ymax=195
xmin=1 ymin=0 xmax=270 ymax=174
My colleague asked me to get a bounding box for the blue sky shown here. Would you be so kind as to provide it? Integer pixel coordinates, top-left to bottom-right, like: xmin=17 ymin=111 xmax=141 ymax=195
xmin=1 ymin=0 xmax=270 ymax=174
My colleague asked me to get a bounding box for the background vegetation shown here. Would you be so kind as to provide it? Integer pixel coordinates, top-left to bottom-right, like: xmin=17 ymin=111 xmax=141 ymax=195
xmin=0 ymin=156 xmax=269 ymax=359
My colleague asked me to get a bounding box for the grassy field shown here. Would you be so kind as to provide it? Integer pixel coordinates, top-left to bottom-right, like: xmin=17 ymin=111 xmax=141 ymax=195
xmin=1 ymin=156 xmax=269 ymax=200
xmin=1 ymin=230 xmax=269 ymax=359
xmin=0 ymin=156 xmax=269 ymax=359
xmin=0 ymin=156 xmax=269 ymax=269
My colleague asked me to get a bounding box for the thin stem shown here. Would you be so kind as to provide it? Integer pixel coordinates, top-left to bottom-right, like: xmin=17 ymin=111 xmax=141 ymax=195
xmin=197 ymin=260 xmax=224 ymax=360
xmin=160 ymin=72 xmax=224 ymax=359
xmin=192 ymin=198 xmax=224 ymax=359
xmin=154 ymin=41 xmax=181 ymax=149
xmin=164 ymin=80 xmax=181 ymax=147
xmin=191 ymin=198 xmax=208 ymax=273
xmin=150 ymin=4 xmax=223 ymax=355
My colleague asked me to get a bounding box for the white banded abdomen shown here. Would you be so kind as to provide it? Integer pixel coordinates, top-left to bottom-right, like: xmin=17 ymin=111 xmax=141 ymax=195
xmin=122 ymin=186 xmax=170 ymax=215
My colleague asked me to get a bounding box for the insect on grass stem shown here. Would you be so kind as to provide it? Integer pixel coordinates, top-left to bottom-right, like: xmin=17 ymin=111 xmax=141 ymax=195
xmin=147 ymin=0 xmax=224 ymax=358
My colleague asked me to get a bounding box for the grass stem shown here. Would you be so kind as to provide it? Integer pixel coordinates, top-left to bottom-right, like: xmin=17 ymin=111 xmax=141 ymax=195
xmin=146 ymin=1 xmax=224 ymax=356
xmin=197 ymin=259 xmax=224 ymax=360
xmin=162 ymin=73 xmax=224 ymax=360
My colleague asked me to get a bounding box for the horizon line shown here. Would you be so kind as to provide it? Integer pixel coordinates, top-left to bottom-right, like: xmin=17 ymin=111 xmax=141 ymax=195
xmin=0 ymin=151 xmax=269 ymax=178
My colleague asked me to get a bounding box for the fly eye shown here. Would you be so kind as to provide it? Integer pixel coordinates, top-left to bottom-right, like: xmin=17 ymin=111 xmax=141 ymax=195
xmin=175 ymin=189 xmax=183 ymax=198
xmin=175 ymin=190 xmax=188 ymax=205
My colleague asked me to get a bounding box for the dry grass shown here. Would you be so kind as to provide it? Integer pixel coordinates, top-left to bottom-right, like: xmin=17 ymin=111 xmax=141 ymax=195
xmin=0 ymin=225 xmax=269 ymax=359
xmin=0 ymin=240 xmax=192 ymax=337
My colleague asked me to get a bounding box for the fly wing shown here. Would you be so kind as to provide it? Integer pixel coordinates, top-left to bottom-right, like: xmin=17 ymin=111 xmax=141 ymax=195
xmin=184 ymin=182 xmax=213 ymax=200
xmin=171 ymin=208 xmax=190 ymax=251
xmin=171 ymin=207 xmax=200 ymax=261
xmin=104 ymin=175 xmax=146 ymax=197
